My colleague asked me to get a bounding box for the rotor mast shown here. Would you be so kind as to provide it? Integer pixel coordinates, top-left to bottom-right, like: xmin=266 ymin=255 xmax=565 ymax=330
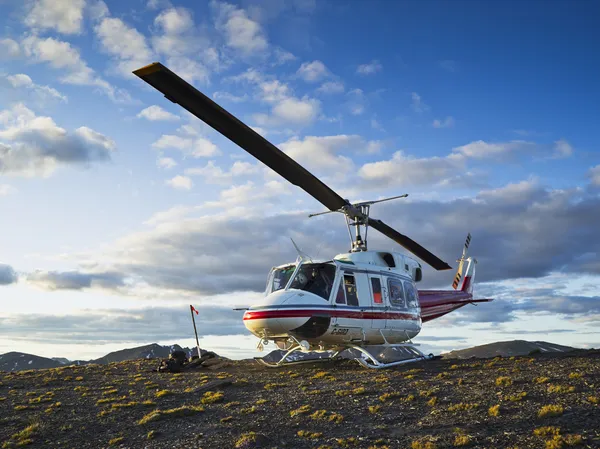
xmin=309 ymin=194 xmax=409 ymax=253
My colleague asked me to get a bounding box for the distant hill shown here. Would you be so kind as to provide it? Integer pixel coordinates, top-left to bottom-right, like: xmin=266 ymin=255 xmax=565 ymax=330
xmin=51 ymin=357 xmax=71 ymax=365
xmin=442 ymin=340 xmax=576 ymax=359
xmin=91 ymin=343 xmax=192 ymax=365
xmin=0 ymin=343 xmax=195 ymax=372
xmin=0 ymin=352 xmax=64 ymax=371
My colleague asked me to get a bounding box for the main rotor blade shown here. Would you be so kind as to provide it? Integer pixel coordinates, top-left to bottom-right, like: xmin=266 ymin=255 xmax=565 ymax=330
xmin=367 ymin=218 xmax=452 ymax=270
xmin=133 ymin=62 xmax=348 ymax=212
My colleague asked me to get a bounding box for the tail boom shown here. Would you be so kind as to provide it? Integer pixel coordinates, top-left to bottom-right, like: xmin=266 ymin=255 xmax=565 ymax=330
xmin=418 ymin=257 xmax=492 ymax=323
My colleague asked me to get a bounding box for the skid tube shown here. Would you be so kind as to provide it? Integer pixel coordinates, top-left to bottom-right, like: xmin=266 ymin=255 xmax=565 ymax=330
xmin=255 ymin=345 xmax=343 ymax=368
xmin=255 ymin=343 xmax=434 ymax=369
xmin=349 ymin=344 xmax=435 ymax=369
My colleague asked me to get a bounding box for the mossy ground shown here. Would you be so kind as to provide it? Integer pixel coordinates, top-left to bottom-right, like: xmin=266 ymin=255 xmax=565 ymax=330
xmin=0 ymin=350 xmax=598 ymax=448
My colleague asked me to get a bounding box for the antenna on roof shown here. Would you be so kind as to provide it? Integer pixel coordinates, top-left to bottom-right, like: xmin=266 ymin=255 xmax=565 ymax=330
xmin=291 ymin=238 xmax=312 ymax=263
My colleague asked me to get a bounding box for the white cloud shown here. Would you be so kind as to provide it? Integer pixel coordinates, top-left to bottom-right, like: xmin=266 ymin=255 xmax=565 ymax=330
xmin=358 ymin=150 xmax=464 ymax=188
xmin=371 ymin=118 xmax=384 ymax=131
xmin=270 ymin=97 xmax=320 ymax=125
xmin=21 ymin=35 xmax=131 ymax=103
xmin=24 ymin=0 xmax=86 ymax=35
xmin=137 ymin=105 xmax=179 ymax=121
xmin=165 ymin=56 xmax=210 ymax=85
xmin=356 ymin=60 xmax=382 ymax=76
xmin=0 ymin=103 xmax=115 ymax=177
xmin=155 ymin=7 xmax=194 ymax=34
xmin=477 ymin=179 xmax=540 ymax=205
xmin=0 ymin=39 xmax=21 ymax=59
xmin=147 ymin=0 xmax=173 ymax=9
xmin=433 ymin=116 xmax=455 ymax=128
xmin=411 ymin=92 xmax=429 ymax=113
xmin=213 ymin=1 xmax=269 ymax=56
xmin=272 ymin=48 xmax=296 ymax=65
xmin=366 ymin=141 xmax=384 ymax=154
xmin=588 ymin=165 xmax=600 ymax=186
xmin=0 ymin=184 xmax=17 ymax=196
xmin=346 ymin=88 xmax=366 ymax=116
xmin=192 ymin=137 xmax=220 ymax=157
xmin=452 ymin=140 xmax=535 ymax=160
xmin=250 ymin=126 xmax=267 ymax=136
xmin=278 ymin=135 xmax=371 ymax=174
xmin=152 ymin=7 xmax=197 ymax=55
xmin=94 ymin=17 xmax=154 ymax=77
xmin=204 ymin=180 xmax=291 ymax=209
xmin=552 ymin=139 xmax=573 ymax=159
xmin=296 ymin=60 xmax=329 ymax=82
xmin=153 ymin=135 xmax=189 ymax=151
xmin=316 ymin=81 xmax=344 ymax=94
xmin=22 ymin=35 xmax=86 ymax=70
xmin=226 ymin=67 xmax=263 ymax=84
xmin=144 ymin=205 xmax=196 ymax=226
xmin=150 ymin=7 xmax=220 ymax=85
xmin=185 ymin=160 xmax=259 ymax=184
xmin=152 ymin=134 xmax=220 ymax=158
xmin=166 ymin=175 xmax=193 ymax=190
xmin=257 ymin=79 xmax=289 ymax=103
xmin=212 ymin=91 xmax=248 ymax=103
xmin=157 ymin=157 xmax=177 ymax=169
xmin=231 ymin=73 xmax=321 ymax=127
xmin=26 ymin=270 xmax=125 ymax=291
xmin=6 ymin=74 xmax=32 ymax=88
xmin=88 ymin=0 xmax=109 ymax=21
xmin=6 ymin=74 xmax=67 ymax=102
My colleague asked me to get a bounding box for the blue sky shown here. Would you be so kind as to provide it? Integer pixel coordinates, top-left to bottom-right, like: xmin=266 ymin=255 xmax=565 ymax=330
xmin=1 ymin=0 xmax=599 ymax=360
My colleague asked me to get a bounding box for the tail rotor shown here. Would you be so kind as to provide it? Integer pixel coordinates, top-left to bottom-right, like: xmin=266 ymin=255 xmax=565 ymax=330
xmin=452 ymin=233 xmax=471 ymax=290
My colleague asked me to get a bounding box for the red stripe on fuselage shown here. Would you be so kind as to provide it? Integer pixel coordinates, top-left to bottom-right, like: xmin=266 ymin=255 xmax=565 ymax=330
xmin=243 ymin=309 xmax=419 ymax=321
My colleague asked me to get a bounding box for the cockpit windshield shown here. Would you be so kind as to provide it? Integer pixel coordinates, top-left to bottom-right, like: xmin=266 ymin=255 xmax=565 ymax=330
xmin=289 ymin=263 xmax=336 ymax=300
xmin=269 ymin=265 xmax=296 ymax=293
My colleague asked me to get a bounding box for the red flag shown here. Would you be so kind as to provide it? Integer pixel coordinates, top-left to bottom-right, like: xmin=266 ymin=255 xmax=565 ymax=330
xmin=190 ymin=305 xmax=199 ymax=315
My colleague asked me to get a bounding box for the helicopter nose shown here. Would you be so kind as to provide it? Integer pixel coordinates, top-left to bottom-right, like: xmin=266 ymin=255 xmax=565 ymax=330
xmin=243 ymin=290 xmax=314 ymax=337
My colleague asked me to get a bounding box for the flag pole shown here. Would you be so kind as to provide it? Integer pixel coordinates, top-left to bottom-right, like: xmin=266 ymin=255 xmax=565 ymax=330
xmin=189 ymin=305 xmax=202 ymax=358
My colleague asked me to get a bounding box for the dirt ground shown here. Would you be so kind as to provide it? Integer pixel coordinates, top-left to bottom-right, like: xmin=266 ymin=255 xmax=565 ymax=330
xmin=1 ymin=350 xmax=599 ymax=448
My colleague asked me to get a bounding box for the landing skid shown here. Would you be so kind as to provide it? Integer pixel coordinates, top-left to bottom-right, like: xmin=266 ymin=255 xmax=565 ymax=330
xmin=254 ymin=344 xmax=434 ymax=369
xmin=254 ymin=345 xmax=342 ymax=368
xmin=351 ymin=344 xmax=434 ymax=369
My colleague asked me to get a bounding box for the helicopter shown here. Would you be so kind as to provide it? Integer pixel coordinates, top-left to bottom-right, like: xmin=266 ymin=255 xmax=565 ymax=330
xmin=133 ymin=62 xmax=493 ymax=369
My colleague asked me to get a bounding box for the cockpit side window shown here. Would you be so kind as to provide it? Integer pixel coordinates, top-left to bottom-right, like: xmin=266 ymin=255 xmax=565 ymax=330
xmin=388 ymin=278 xmax=405 ymax=308
xmin=335 ymin=281 xmax=345 ymax=304
xmin=343 ymin=274 xmax=359 ymax=306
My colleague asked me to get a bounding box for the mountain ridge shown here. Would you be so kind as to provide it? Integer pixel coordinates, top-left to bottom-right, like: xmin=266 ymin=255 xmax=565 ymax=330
xmin=0 ymin=339 xmax=583 ymax=371
xmin=441 ymin=339 xmax=577 ymax=359
xmin=0 ymin=343 xmax=194 ymax=372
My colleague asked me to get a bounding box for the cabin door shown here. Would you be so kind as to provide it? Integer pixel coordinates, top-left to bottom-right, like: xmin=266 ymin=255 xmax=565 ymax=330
xmin=330 ymin=271 xmax=367 ymax=342
xmin=368 ymin=274 xmax=386 ymax=330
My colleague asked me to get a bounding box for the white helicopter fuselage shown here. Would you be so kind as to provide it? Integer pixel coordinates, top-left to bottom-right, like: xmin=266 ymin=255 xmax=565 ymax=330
xmin=243 ymin=251 xmax=423 ymax=350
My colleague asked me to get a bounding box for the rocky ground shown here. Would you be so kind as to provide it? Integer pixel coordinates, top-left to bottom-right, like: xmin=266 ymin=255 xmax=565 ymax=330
xmin=1 ymin=350 xmax=599 ymax=449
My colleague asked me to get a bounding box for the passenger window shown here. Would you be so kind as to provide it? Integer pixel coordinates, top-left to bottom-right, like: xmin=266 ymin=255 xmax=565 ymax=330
xmin=388 ymin=278 xmax=405 ymax=307
xmin=343 ymin=275 xmax=359 ymax=306
xmin=371 ymin=278 xmax=382 ymax=304
xmin=404 ymin=281 xmax=419 ymax=308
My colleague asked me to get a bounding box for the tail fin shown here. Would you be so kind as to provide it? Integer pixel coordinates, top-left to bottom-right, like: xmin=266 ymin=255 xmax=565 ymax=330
xmin=460 ymin=257 xmax=477 ymax=293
